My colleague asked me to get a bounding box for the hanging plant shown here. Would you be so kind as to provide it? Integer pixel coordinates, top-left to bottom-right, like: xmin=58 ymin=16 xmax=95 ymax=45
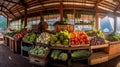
xmin=63 ymin=13 xmax=70 ymax=24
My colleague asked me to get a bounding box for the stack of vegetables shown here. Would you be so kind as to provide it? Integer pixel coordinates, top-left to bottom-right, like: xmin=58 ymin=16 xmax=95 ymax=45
xmin=5 ymin=32 xmax=17 ymax=37
xmin=90 ymin=37 xmax=105 ymax=45
xmin=29 ymin=46 xmax=49 ymax=57
xmin=50 ymin=50 xmax=68 ymax=61
xmin=50 ymin=30 xmax=70 ymax=46
xmin=71 ymin=50 xmax=90 ymax=58
xmin=23 ymin=33 xmax=38 ymax=42
xmin=36 ymin=32 xmax=51 ymax=44
xmin=106 ymin=32 xmax=120 ymax=41
xmin=86 ymin=30 xmax=104 ymax=38
xmin=70 ymin=31 xmax=90 ymax=46
xmin=14 ymin=30 xmax=31 ymax=39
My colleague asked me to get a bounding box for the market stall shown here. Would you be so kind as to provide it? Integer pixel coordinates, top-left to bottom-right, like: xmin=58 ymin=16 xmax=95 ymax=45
xmin=1 ymin=0 xmax=120 ymax=67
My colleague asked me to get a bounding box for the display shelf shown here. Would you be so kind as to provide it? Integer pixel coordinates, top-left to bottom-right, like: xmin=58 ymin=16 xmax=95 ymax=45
xmin=71 ymin=56 xmax=89 ymax=61
xmin=21 ymin=40 xmax=35 ymax=57
xmin=109 ymin=41 xmax=120 ymax=45
xmin=90 ymin=52 xmax=108 ymax=65
xmin=22 ymin=40 xmax=35 ymax=45
xmin=70 ymin=44 xmax=90 ymax=47
xmin=48 ymin=58 xmax=68 ymax=67
xmin=50 ymin=46 xmax=90 ymax=50
xmin=35 ymin=43 xmax=49 ymax=47
xmin=90 ymin=44 xmax=109 ymax=49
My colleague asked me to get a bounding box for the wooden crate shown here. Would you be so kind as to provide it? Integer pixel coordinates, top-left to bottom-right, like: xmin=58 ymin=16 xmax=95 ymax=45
xmin=8 ymin=36 xmax=15 ymax=52
xmin=29 ymin=52 xmax=49 ymax=66
xmin=54 ymin=25 xmax=74 ymax=32
xmin=14 ymin=39 xmax=21 ymax=54
xmin=90 ymin=52 xmax=108 ymax=65
xmin=109 ymin=41 xmax=120 ymax=60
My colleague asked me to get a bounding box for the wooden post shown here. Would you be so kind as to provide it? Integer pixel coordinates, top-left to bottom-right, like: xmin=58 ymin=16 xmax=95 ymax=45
xmin=60 ymin=0 xmax=63 ymax=22
xmin=6 ymin=17 xmax=9 ymax=29
xmin=95 ymin=13 xmax=99 ymax=30
xmin=21 ymin=18 xmax=23 ymax=29
xmin=114 ymin=13 xmax=117 ymax=32
xmin=24 ymin=7 xmax=27 ymax=28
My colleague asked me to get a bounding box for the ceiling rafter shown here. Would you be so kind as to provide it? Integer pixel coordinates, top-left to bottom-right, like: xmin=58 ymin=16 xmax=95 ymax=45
xmin=39 ymin=0 xmax=45 ymax=10
xmin=1 ymin=1 xmax=5 ymax=11
xmin=9 ymin=4 xmax=17 ymax=11
xmin=0 ymin=5 xmax=16 ymax=18
xmin=5 ymin=0 xmax=21 ymax=5
xmin=0 ymin=10 xmax=11 ymax=18
xmin=15 ymin=7 xmax=23 ymax=17
xmin=114 ymin=0 xmax=120 ymax=12
xmin=6 ymin=1 xmax=10 ymax=9
xmin=94 ymin=0 xmax=105 ymax=10
xmin=20 ymin=0 xmax=27 ymax=7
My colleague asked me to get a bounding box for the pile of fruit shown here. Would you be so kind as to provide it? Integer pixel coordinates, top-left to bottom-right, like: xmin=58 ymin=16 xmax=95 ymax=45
xmin=14 ymin=30 xmax=31 ymax=39
xmin=50 ymin=50 xmax=68 ymax=61
xmin=29 ymin=46 xmax=49 ymax=57
xmin=5 ymin=32 xmax=17 ymax=37
xmin=36 ymin=32 xmax=51 ymax=44
xmin=106 ymin=32 xmax=120 ymax=41
xmin=86 ymin=30 xmax=104 ymax=38
xmin=71 ymin=50 xmax=90 ymax=58
xmin=70 ymin=31 xmax=90 ymax=45
xmin=23 ymin=33 xmax=38 ymax=42
xmin=50 ymin=30 xmax=70 ymax=45
xmin=90 ymin=37 xmax=105 ymax=45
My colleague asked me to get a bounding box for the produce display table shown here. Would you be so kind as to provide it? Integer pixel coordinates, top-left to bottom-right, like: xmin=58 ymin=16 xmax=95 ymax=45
xmin=49 ymin=46 xmax=90 ymax=67
xmin=50 ymin=46 xmax=90 ymax=50
xmin=3 ymin=35 xmax=120 ymax=67
xmin=4 ymin=35 xmax=22 ymax=54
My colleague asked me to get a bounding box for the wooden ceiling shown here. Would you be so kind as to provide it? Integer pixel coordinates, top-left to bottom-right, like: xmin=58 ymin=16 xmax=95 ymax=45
xmin=0 ymin=0 xmax=120 ymax=19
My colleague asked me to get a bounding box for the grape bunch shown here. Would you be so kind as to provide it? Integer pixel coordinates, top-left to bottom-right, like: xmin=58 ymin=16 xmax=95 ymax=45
xmin=90 ymin=37 xmax=105 ymax=45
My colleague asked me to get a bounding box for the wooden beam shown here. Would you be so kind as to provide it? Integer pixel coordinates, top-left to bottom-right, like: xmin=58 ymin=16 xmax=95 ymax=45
xmin=114 ymin=1 xmax=120 ymax=12
xmin=19 ymin=0 xmax=28 ymax=28
xmin=24 ymin=7 xmax=27 ymax=28
xmin=1 ymin=1 xmax=5 ymax=11
xmin=9 ymin=4 xmax=17 ymax=10
xmin=94 ymin=0 xmax=105 ymax=30
xmin=114 ymin=12 xmax=117 ymax=32
xmin=20 ymin=0 xmax=27 ymax=7
xmin=7 ymin=17 xmax=9 ymax=28
xmin=60 ymin=0 xmax=63 ymax=22
xmin=39 ymin=0 xmax=45 ymax=10
xmin=5 ymin=0 xmax=21 ymax=5
xmin=1 ymin=5 xmax=16 ymax=18
xmin=94 ymin=0 xmax=105 ymax=10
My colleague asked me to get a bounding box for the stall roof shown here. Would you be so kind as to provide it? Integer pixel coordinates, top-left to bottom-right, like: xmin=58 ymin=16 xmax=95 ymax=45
xmin=0 ymin=0 xmax=120 ymax=19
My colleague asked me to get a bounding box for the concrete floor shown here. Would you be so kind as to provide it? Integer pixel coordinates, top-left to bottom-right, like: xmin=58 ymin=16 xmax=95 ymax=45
xmin=0 ymin=44 xmax=32 ymax=67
